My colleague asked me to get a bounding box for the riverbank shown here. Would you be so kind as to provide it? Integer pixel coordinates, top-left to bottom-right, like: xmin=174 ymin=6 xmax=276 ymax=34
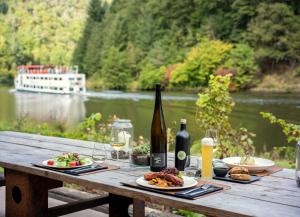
xmin=251 ymin=70 xmax=300 ymax=93
xmin=86 ymin=71 xmax=300 ymax=93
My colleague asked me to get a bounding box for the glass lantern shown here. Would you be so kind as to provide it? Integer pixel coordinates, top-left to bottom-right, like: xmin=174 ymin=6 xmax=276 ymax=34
xmin=110 ymin=119 xmax=133 ymax=160
xmin=296 ymin=141 xmax=300 ymax=187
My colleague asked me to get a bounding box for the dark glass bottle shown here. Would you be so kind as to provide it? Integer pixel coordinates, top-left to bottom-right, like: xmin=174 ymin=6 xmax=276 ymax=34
xmin=175 ymin=119 xmax=190 ymax=171
xmin=150 ymin=84 xmax=167 ymax=172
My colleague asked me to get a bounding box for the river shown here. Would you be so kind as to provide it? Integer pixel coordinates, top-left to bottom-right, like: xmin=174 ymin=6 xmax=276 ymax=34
xmin=0 ymin=87 xmax=299 ymax=153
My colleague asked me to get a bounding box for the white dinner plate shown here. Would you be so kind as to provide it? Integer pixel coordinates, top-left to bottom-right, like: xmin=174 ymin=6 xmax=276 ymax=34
xmin=42 ymin=159 xmax=93 ymax=170
xmin=136 ymin=176 xmax=198 ymax=190
xmin=222 ymin=157 xmax=275 ymax=172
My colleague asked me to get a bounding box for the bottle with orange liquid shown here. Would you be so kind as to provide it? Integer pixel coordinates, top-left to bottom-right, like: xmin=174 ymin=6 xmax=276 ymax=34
xmin=201 ymin=137 xmax=214 ymax=179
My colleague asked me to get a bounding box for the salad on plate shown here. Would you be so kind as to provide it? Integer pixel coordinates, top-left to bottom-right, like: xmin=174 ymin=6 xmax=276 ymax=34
xmin=44 ymin=153 xmax=93 ymax=168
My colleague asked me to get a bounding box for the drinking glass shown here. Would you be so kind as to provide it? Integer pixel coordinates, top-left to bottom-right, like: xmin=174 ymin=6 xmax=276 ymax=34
xmin=183 ymin=156 xmax=201 ymax=178
xmin=92 ymin=143 xmax=107 ymax=164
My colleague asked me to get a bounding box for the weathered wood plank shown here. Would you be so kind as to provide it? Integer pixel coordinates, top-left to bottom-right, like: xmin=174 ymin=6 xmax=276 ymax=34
xmin=48 ymin=196 xmax=110 ymax=217
xmin=0 ymin=131 xmax=99 ymax=148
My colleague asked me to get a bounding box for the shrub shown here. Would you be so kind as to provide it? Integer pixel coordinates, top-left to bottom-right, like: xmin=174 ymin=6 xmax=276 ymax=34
xmin=223 ymin=43 xmax=258 ymax=89
xmin=196 ymin=75 xmax=255 ymax=158
xmin=138 ymin=64 xmax=166 ymax=90
xmin=170 ymin=38 xmax=232 ymax=87
xmin=260 ymin=112 xmax=300 ymax=143
xmin=170 ymin=38 xmax=258 ymax=89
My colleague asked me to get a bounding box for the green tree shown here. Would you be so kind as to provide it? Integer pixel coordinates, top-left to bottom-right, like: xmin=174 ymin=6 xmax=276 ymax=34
xmin=138 ymin=64 xmax=166 ymax=90
xmin=224 ymin=43 xmax=258 ymax=88
xmin=72 ymin=0 xmax=106 ymax=75
xmin=101 ymin=47 xmax=131 ymax=89
xmin=170 ymin=38 xmax=233 ymax=87
xmin=246 ymin=3 xmax=300 ymax=65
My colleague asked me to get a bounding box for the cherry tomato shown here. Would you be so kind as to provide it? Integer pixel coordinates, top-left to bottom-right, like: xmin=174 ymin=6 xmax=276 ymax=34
xmin=69 ymin=162 xmax=77 ymax=167
xmin=76 ymin=161 xmax=80 ymax=166
xmin=47 ymin=160 xmax=54 ymax=166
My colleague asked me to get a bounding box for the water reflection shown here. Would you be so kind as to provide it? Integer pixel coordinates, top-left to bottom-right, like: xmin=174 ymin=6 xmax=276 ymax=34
xmin=14 ymin=91 xmax=86 ymax=127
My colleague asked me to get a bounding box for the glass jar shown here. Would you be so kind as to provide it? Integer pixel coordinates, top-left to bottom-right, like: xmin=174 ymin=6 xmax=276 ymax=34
xmin=296 ymin=141 xmax=300 ymax=187
xmin=110 ymin=119 xmax=133 ymax=160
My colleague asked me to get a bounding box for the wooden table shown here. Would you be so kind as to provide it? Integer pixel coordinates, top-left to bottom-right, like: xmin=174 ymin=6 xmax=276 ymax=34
xmin=0 ymin=131 xmax=299 ymax=217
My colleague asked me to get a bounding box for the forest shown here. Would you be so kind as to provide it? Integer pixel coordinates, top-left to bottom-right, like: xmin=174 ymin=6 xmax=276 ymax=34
xmin=0 ymin=0 xmax=300 ymax=90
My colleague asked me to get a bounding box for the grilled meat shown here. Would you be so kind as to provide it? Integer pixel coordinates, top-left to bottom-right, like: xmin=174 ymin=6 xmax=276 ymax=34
xmin=164 ymin=174 xmax=184 ymax=186
xmin=144 ymin=167 xmax=183 ymax=186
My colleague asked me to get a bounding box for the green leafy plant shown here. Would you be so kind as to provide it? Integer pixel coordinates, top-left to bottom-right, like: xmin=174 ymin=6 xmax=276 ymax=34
xmin=132 ymin=143 xmax=150 ymax=155
xmin=196 ymin=75 xmax=255 ymax=158
xmin=260 ymin=112 xmax=299 ymax=167
xmin=138 ymin=64 xmax=166 ymax=90
xmin=260 ymin=112 xmax=300 ymax=143
xmin=224 ymin=43 xmax=258 ymax=89
xmin=170 ymin=38 xmax=232 ymax=87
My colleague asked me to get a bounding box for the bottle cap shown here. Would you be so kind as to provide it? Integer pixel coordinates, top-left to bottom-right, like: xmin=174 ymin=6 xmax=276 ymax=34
xmin=201 ymin=137 xmax=214 ymax=146
xmin=180 ymin=119 xmax=187 ymax=124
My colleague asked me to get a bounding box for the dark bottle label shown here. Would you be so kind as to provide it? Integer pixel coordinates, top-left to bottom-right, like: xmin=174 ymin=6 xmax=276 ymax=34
xmin=150 ymin=153 xmax=166 ymax=167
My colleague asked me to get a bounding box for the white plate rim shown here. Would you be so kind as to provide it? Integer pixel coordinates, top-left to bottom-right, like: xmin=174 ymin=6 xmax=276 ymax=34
xmin=42 ymin=159 xmax=93 ymax=169
xmin=136 ymin=176 xmax=198 ymax=190
xmin=222 ymin=157 xmax=274 ymax=169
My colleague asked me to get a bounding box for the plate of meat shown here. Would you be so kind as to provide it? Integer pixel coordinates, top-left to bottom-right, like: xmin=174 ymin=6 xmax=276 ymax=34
xmin=137 ymin=168 xmax=198 ymax=190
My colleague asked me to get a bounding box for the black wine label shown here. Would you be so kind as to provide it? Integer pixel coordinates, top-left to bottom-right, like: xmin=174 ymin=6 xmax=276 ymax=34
xmin=151 ymin=153 xmax=166 ymax=167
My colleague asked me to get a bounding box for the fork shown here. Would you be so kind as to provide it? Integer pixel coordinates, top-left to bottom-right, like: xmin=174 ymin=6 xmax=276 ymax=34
xmin=178 ymin=183 xmax=212 ymax=195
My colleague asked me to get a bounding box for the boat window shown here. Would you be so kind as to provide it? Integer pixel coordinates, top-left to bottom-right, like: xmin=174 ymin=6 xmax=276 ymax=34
xmin=59 ymin=88 xmax=63 ymax=90
xmin=59 ymin=78 xmax=62 ymax=80
xmin=54 ymin=87 xmax=58 ymax=90
xmin=69 ymin=88 xmax=74 ymax=91
xmin=80 ymin=88 xmax=83 ymax=91
xmin=54 ymin=78 xmax=57 ymax=80
xmin=69 ymin=77 xmax=74 ymax=81
xmin=77 ymin=77 xmax=82 ymax=81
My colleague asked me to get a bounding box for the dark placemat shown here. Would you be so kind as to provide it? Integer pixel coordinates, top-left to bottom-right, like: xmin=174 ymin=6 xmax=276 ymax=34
xmin=250 ymin=165 xmax=282 ymax=177
xmin=213 ymin=175 xmax=260 ymax=184
xmin=121 ymin=179 xmax=230 ymax=200
xmin=32 ymin=163 xmax=119 ymax=176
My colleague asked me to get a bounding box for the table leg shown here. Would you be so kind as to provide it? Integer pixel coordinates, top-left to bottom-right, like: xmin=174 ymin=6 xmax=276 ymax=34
xmin=5 ymin=169 xmax=62 ymax=217
xmin=109 ymin=193 xmax=145 ymax=217
xmin=133 ymin=199 xmax=145 ymax=217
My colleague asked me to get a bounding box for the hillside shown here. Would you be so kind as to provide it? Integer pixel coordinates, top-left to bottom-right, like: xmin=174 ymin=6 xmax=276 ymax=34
xmin=0 ymin=0 xmax=88 ymax=84
xmin=73 ymin=0 xmax=300 ymax=90
xmin=0 ymin=0 xmax=300 ymax=90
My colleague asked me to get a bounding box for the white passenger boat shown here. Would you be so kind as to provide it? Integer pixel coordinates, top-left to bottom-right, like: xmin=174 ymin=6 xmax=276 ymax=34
xmin=14 ymin=65 xmax=86 ymax=94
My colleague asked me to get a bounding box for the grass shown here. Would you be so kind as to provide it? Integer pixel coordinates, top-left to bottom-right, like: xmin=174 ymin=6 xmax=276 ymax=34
xmin=275 ymin=160 xmax=295 ymax=169
xmin=0 ymin=167 xmax=3 ymax=172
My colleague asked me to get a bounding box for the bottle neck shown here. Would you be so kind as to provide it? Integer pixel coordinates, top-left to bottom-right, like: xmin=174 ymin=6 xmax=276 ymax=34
xmin=155 ymin=85 xmax=162 ymax=110
xmin=180 ymin=123 xmax=186 ymax=131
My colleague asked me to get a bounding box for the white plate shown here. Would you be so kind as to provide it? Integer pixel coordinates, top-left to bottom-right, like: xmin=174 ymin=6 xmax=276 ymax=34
xmin=136 ymin=176 xmax=198 ymax=190
xmin=222 ymin=157 xmax=275 ymax=172
xmin=42 ymin=159 xmax=93 ymax=170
